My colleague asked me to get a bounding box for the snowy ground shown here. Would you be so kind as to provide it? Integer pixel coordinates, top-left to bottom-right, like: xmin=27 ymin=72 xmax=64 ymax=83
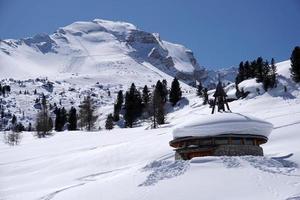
xmin=1 ymin=85 xmax=300 ymax=200
xmin=0 ymin=50 xmax=299 ymax=200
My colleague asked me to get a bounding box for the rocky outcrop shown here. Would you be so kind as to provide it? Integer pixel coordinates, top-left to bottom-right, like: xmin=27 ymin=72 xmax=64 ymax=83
xmin=21 ymin=33 xmax=57 ymax=54
xmin=148 ymin=47 xmax=174 ymax=69
xmin=127 ymin=30 xmax=159 ymax=44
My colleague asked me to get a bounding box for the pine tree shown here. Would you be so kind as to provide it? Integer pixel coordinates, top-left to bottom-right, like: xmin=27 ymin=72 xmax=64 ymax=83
xmin=15 ymin=122 xmax=25 ymax=132
xmin=244 ymin=61 xmax=251 ymax=79
xmin=54 ymin=107 xmax=67 ymax=132
xmin=255 ymin=57 xmax=264 ymax=83
xmin=113 ymin=104 xmax=120 ymax=122
xmin=1 ymin=87 xmax=5 ymax=97
xmin=79 ymin=95 xmax=98 ymax=131
xmin=28 ymin=122 xmax=32 ymax=131
xmin=54 ymin=108 xmax=62 ymax=131
xmin=262 ymin=60 xmax=271 ymax=91
xmin=61 ymin=107 xmax=67 ymax=129
xmin=117 ymin=90 xmax=124 ymax=105
xmin=124 ymin=83 xmax=142 ymax=128
xmin=249 ymin=60 xmax=257 ymax=78
xmin=239 ymin=61 xmax=245 ymax=81
xmin=11 ymin=115 xmax=17 ymax=132
xmin=124 ymin=91 xmax=134 ymax=127
xmin=142 ymin=85 xmax=150 ymax=107
xmin=68 ymin=107 xmax=77 ymax=131
xmin=196 ymin=82 xmax=203 ymax=97
xmin=235 ymin=62 xmax=244 ymax=85
xmin=153 ymin=86 xmax=165 ymax=125
xmin=41 ymin=94 xmax=47 ymax=107
xmin=105 ymin=114 xmax=114 ymax=130
xmin=154 ymin=80 xmax=167 ymax=104
xmin=203 ymin=88 xmax=208 ymax=105
xmin=169 ymin=77 xmax=182 ymax=106
xmin=270 ymin=58 xmax=277 ymax=88
xmin=11 ymin=115 xmax=17 ymax=126
xmin=48 ymin=117 xmax=53 ymax=131
xmin=290 ymin=46 xmax=300 ymax=83
xmin=113 ymin=90 xmax=123 ymax=121
xmin=142 ymin=85 xmax=151 ymax=116
xmin=36 ymin=96 xmax=53 ymax=137
xmin=5 ymin=116 xmax=22 ymax=145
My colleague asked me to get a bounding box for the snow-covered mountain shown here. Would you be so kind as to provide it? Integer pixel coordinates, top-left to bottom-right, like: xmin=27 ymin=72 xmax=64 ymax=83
xmin=202 ymin=66 xmax=238 ymax=88
xmin=0 ymin=19 xmax=207 ymax=86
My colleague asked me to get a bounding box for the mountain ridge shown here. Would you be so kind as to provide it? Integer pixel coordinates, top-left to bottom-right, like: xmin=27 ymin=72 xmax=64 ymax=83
xmin=0 ymin=19 xmax=205 ymax=84
xmin=0 ymin=19 xmax=239 ymax=87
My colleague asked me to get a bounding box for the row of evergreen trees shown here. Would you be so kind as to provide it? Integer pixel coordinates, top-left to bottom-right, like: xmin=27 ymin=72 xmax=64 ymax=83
xmin=54 ymin=106 xmax=77 ymax=131
xmin=35 ymin=94 xmax=95 ymax=137
xmin=234 ymin=46 xmax=300 ymax=94
xmin=235 ymin=57 xmax=277 ymax=91
xmin=0 ymin=84 xmax=11 ymax=97
xmin=110 ymin=77 xmax=182 ymax=129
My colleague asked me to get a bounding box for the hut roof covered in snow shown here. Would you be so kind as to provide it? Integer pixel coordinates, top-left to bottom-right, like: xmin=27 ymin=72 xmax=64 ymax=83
xmin=172 ymin=112 xmax=273 ymax=139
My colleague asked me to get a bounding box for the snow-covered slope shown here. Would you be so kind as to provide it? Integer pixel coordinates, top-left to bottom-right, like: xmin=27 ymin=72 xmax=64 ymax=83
xmin=1 ymin=87 xmax=300 ymax=200
xmin=0 ymin=19 xmax=203 ymax=85
xmin=220 ymin=60 xmax=299 ymax=100
xmin=1 ymin=60 xmax=300 ymax=200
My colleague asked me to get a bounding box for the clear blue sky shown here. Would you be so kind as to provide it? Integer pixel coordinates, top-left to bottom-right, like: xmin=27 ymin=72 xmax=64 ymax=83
xmin=1 ymin=0 xmax=300 ymax=69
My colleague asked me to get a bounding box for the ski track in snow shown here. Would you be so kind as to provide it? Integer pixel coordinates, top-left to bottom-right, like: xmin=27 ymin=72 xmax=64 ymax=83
xmin=38 ymin=183 xmax=86 ymax=200
xmin=38 ymin=166 xmax=131 ymax=200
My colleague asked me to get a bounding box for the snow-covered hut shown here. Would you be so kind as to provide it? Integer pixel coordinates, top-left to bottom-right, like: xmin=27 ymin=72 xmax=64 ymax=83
xmin=170 ymin=112 xmax=273 ymax=160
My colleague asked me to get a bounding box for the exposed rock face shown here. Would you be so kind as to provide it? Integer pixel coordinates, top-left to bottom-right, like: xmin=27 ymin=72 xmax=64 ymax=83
xmin=148 ymin=47 xmax=174 ymax=69
xmin=42 ymin=81 xmax=54 ymax=93
xmin=126 ymin=30 xmax=179 ymax=75
xmin=127 ymin=30 xmax=159 ymax=44
xmin=185 ymin=50 xmax=197 ymax=66
xmin=126 ymin=29 xmax=204 ymax=84
xmin=175 ymin=72 xmax=195 ymax=85
xmin=148 ymin=47 xmax=166 ymax=60
xmin=21 ymin=33 xmax=57 ymax=54
xmin=162 ymin=56 xmax=175 ymax=68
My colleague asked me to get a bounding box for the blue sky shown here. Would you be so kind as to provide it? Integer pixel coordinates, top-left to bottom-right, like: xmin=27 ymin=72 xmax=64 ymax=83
xmin=0 ymin=0 xmax=300 ymax=69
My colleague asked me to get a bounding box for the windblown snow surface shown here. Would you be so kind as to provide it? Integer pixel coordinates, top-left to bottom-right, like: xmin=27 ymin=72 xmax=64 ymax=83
xmin=1 ymin=61 xmax=300 ymax=200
